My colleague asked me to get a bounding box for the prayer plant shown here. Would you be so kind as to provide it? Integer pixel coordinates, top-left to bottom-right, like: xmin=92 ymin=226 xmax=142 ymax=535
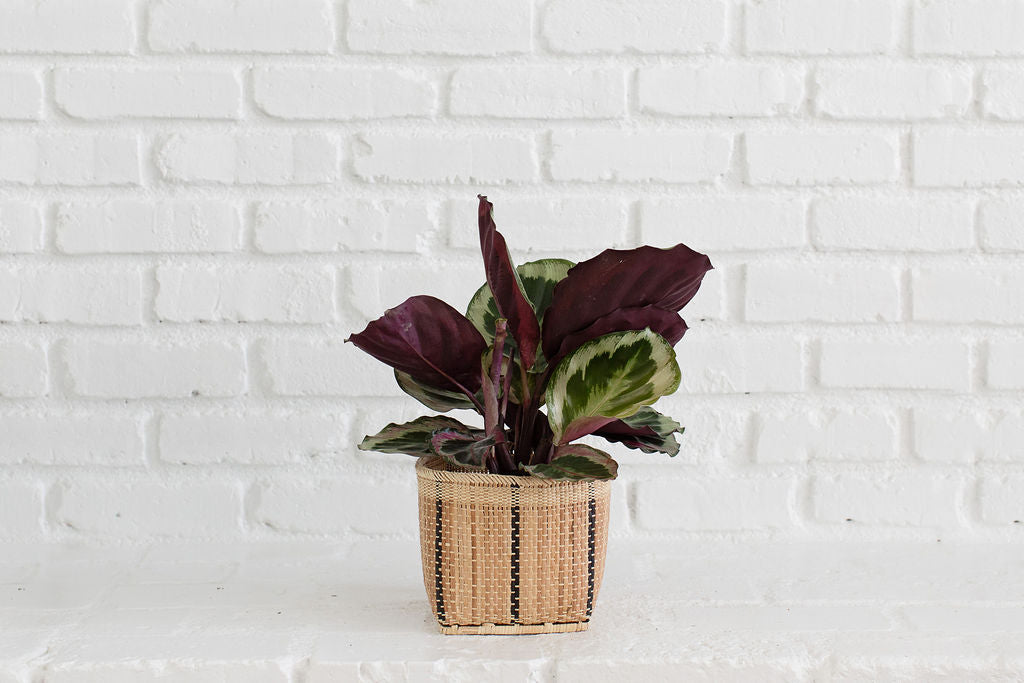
xmin=345 ymin=196 xmax=713 ymax=481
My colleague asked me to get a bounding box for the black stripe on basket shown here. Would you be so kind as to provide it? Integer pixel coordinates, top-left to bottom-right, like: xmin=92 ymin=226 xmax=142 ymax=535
xmin=586 ymin=481 xmax=596 ymax=618
xmin=510 ymin=482 xmax=521 ymax=623
xmin=434 ymin=480 xmax=446 ymax=625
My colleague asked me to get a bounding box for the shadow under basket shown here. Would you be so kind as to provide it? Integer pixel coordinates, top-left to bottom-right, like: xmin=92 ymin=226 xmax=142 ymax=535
xmin=415 ymin=456 xmax=611 ymax=635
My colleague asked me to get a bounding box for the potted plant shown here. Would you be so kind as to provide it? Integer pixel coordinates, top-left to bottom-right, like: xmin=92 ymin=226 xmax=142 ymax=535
xmin=346 ymin=195 xmax=712 ymax=634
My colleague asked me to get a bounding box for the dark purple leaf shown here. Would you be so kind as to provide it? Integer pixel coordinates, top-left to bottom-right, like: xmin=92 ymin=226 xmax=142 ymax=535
xmin=345 ymin=295 xmax=487 ymax=394
xmin=547 ymin=305 xmax=687 ymax=371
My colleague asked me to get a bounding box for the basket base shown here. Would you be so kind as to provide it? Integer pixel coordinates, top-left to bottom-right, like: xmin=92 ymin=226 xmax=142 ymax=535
xmin=438 ymin=621 xmax=589 ymax=635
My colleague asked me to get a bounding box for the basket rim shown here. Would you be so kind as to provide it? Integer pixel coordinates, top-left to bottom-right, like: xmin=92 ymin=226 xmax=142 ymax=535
xmin=416 ymin=455 xmax=609 ymax=488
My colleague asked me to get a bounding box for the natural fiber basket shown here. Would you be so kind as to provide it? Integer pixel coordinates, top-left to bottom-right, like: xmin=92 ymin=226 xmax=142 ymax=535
xmin=416 ymin=456 xmax=611 ymax=635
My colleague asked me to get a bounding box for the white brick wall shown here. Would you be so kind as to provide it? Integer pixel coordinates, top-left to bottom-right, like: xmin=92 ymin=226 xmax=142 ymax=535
xmin=0 ymin=0 xmax=1021 ymax=548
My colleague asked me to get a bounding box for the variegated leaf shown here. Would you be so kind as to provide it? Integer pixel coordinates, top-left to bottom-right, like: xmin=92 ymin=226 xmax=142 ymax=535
xmin=431 ymin=429 xmax=495 ymax=471
xmin=545 ymin=329 xmax=681 ymax=445
xmin=466 ymin=258 xmax=575 ymax=342
xmin=358 ymin=416 xmax=482 ymax=457
xmin=523 ymin=444 xmax=618 ymax=480
xmin=394 ymin=370 xmax=477 ymax=413
xmin=593 ymin=406 xmax=684 ymax=456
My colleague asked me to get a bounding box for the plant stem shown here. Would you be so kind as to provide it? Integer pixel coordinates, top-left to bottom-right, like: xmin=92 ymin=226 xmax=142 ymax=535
xmin=486 ymin=320 xmax=515 ymax=474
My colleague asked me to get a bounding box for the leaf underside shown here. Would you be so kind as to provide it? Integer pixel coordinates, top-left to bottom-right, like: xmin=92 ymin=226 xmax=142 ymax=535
xmin=593 ymin=406 xmax=684 ymax=456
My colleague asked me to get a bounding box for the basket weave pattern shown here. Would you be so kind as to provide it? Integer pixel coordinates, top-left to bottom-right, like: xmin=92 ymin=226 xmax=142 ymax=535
xmin=416 ymin=456 xmax=611 ymax=635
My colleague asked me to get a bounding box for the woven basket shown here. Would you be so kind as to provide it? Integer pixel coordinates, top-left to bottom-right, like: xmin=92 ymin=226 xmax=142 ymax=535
xmin=415 ymin=456 xmax=611 ymax=635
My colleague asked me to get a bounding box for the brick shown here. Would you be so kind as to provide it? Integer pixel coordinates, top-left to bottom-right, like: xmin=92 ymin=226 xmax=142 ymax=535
xmin=56 ymin=200 xmax=240 ymax=253
xmin=639 ymin=64 xmax=804 ymax=117
xmin=820 ymin=339 xmax=969 ymax=391
xmin=675 ymin=333 xmax=804 ymax=393
xmin=0 ymin=342 xmax=47 ymax=397
xmin=756 ymin=409 xmax=898 ymax=463
xmin=815 ymin=64 xmax=971 ymax=119
xmin=0 ymin=266 xmax=142 ymax=325
xmin=55 ymin=478 xmax=242 ymax=537
xmin=913 ymin=265 xmax=1024 ymax=323
xmin=345 ymin=260 xmax=487 ymax=321
xmin=447 ymin=197 xmax=627 ymax=251
xmin=0 ymin=201 xmax=42 ymax=252
xmin=0 ymin=69 xmax=42 ymax=119
xmin=254 ymin=200 xmax=434 ymax=253
xmin=640 ymin=197 xmax=805 ymax=250
xmin=914 ymin=409 xmax=1024 ymax=463
xmin=254 ymin=67 xmax=435 ymax=120
xmin=746 ymin=132 xmax=898 ymax=185
xmin=451 ymin=66 xmax=625 ymax=119
xmin=914 ymin=131 xmax=1024 ymax=187
xmin=915 ymin=0 xmax=1024 ymax=55
xmin=677 ymin=267 xmax=726 ymax=321
xmin=353 ymin=133 xmax=536 ymax=184
xmin=746 ymin=263 xmax=900 ymax=322
xmin=542 ymin=0 xmax=725 ymax=54
xmin=55 ymin=68 xmax=241 ymax=119
xmin=0 ymin=480 xmax=43 ymax=537
xmin=159 ymin=411 xmax=346 ymax=465
xmin=982 ymin=68 xmax=1024 ymax=119
xmin=157 ymin=133 xmax=337 ymax=185
xmin=0 ymin=414 xmax=143 ymax=466
xmin=0 ymin=0 xmax=133 ymax=54
xmin=980 ymin=476 xmax=1024 ymax=524
xmin=348 ymin=0 xmax=530 ymax=55
xmin=258 ymin=338 xmax=402 ymax=398
xmin=148 ymin=0 xmax=333 ymax=53
xmin=812 ymin=473 xmax=962 ymax=527
xmin=550 ymin=131 xmax=731 ymax=183
xmin=0 ymin=133 xmax=139 ymax=186
xmin=746 ymin=0 xmax=894 ymax=54
xmin=64 ymin=341 xmax=246 ymax=398
xmin=989 ymin=340 xmax=1024 ymax=389
xmin=811 ymin=196 xmax=973 ymax=251
xmin=253 ymin=476 xmax=415 ymax=534
xmin=634 ymin=477 xmax=794 ymax=530
xmin=980 ymin=199 xmax=1024 ymax=251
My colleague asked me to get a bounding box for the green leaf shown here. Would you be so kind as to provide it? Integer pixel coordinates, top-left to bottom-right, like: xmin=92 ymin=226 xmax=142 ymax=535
xmin=593 ymin=406 xmax=684 ymax=456
xmin=523 ymin=444 xmax=618 ymax=480
xmin=394 ymin=370 xmax=476 ymax=413
xmin=431 ymin=429 xmax=495 ymax=471
xmin=358 ymin=416 xmax=482 ymax=457
xmin=466 ymin=258 xmax=575 ymax=342
xmin=545 ymin=329 xmax=681 ymax=445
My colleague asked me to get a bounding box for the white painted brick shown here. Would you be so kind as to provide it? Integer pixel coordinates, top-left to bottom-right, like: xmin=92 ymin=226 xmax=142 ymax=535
xmin=258 ymin=338 xmax=401 ymax=398
xmin=676 ymin=333 xmax=804 ymax=393
xmin=746 ymin=0 xmax=895 ymax=54
xmin=542 ymin=0 xmax=726 ymax=54
xmin=980 ymin=476 xmax=1024 ymax=524
xmin=353 ymin=133 xmax=536 ymax=184
xmin=0 ymin=342 xmax=47 ymax=397
xmin=348 ymin=0 xmax=530 ymax=55
xmin=0 ymin=70 xmax=42 ymax=119
xmin=756 ymin=409 xmax=899 ymax=463
xmin=157 ymin=133 xmax=338 ymax=185
xmin=64 ymin=341 xmax=246 ymax=398
xmin=913 ymin=265 xmax=1024 ymax=323
xmin=447 ymin=197 xmax=628 ymax=252
xmin=451 ymin=66 xmax=625 ymax=119
xmin=639 ymin=64 xmax=804 ymax=117
xmin=55 ymin=68 xmax=241 ymax=119
xmin=0 ymin=266 xmax=142 ymax=325
xmin=746 ymin=132 xmax=898 ymax=185
xmin=914 ymin=409 xmax=1024 ymax=463
xmin=255 ymin=200 xmax=434 ymax=254
xmin=159 ymin=411 xmax=346 ymax=465
xmin=550 ymin=131 xmax=732 ymax=183
xmin=0 ymin=201 xmax=42 ymax=252
xmin=746 ymin=263 xmax=901 ymax=322
xmin=40 ymin=663 xmax=286 ymax=683
xmin=820 ymin=339 xmax=969 ymax=391
xmin=148 ymin=0 xmax=333 ymax=54
xmin=914 ymin=131 xmax=1024 ymax=187
xmin=0 ymin=480 xmax=42 ymax=537
xmin=0 ymin=0 xmax=133 ymax=54
xmin=0 ymin=133 xmax=139 ymax=186
xmin=640 ymin=197 xmax=805 ymax=250
xmin=915 ymin=0 xmax=1024 ymax=56
xmin=156 ymin=264 xmax=335 ymax=323
xmin=815 ymin=64 xmax=971 ymax=119
xmin=811 ymin=197 xmax=973 ymax=251
xmin=253 ymin=476 xmax=415 ymax=534
xmin=634 ymin=477 xmax=794 ymax=530
xmin=345 ymin=261 xmax=486 ymax=321
xmin=56 ymin=200 xmax=240 ymax=254
xmin=677 ymin=267 xmax=726 ymax=322
xmin=0 ymin=414 xmax=143 ymax=466
xmin=979 ymin=199 xmax=1024 ymax=251
xmin=989 ymin=340 xmax=1024 ymax=389
xmin=982 ymin=68 xmax=1024 ymax=119
xmin=254 ymin=67 xmax=435 ymax=120
xmin=812 ymin=473 xmax=963 ymax=527
xmin=56 ymin=478 xmax=242 ymax=537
